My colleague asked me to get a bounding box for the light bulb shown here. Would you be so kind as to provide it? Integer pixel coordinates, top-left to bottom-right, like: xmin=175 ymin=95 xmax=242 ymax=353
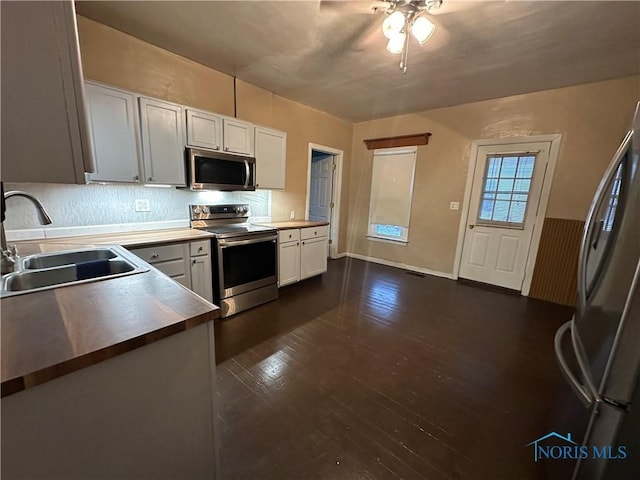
xmin=386 ymin=31 xmax=406 ymax=54
xmin=411 ymin=15 xmax=435 ymax=44
xmin=382 ymin=11 xmax=406 ymax=39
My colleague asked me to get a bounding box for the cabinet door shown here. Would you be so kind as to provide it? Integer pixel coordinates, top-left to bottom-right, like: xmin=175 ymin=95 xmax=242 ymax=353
xmin=85 ymin=83 xmax=141 ymax=183
xmin=1 ymin=1 xmax=94 ymax=184
xmin=186 ymin=109 xmax=222 ymax=151
xmin=279 ymin=241 xmax=300 ymax=287
xmin=300 ymin=237 xmax=327 ymax=280
xmin=255 ymin=126 xmax=286 ymax=190
xmin=223 ymin=118 xmax=254 ymax=156
xmin=139 ymin=97 xmax=186 ymax=186
xmin=190 ymin=255 xmax=213 ymax=302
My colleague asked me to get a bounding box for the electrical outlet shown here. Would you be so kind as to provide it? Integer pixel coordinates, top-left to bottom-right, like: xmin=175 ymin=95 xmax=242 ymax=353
xmin=290 ymin=210 xmax=295 ymax=219
xmin=449 ymin=201 xmax=460 ymax=211
xmin=135 ymin=199 xmax=150 ymax=212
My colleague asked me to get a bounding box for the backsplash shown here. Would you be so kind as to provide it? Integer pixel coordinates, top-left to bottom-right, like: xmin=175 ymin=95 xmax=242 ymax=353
xmin=4 ymin=182 xmax=270 ymax=234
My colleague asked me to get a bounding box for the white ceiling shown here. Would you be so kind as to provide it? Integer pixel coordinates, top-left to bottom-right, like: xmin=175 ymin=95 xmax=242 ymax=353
xmin=76 ymin=1 xmax=640 ymax=122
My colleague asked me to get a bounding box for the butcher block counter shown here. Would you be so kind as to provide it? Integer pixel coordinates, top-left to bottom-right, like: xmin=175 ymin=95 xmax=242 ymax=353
xmin=1 ymin=235 xmax=219 ymax=397
xmin=254 ymin=220 xmax=329 ymax=230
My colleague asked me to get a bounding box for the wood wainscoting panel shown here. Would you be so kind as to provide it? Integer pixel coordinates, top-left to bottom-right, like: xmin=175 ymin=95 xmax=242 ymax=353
xmin=529 ymin=217 xmax=585 ymax=306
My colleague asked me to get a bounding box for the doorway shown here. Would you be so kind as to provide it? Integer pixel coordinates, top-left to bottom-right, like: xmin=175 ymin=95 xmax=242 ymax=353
xmin=306 ymin=143 xmax=344 ymax=259
xmin=454 ymin=135 xmax=562 ymax=294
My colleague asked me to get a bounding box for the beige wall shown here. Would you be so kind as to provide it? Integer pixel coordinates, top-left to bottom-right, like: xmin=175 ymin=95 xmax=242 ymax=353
xmin=348 ymin=76 xmax=639 ymax=274
xmin=235 ymin=81 xmax=353 ymax=252
xmin=77 ymin=16 xmax=353 ymax=253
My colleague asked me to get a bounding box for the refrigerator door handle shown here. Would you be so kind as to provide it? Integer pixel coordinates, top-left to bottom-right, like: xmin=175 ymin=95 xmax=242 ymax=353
xmin=554 ymin=320 xmax=594 ymax=407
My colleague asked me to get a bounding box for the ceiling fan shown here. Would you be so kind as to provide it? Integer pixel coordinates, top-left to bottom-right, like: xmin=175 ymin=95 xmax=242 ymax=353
xmin=320 ymin=0 xmax=445 ymax=73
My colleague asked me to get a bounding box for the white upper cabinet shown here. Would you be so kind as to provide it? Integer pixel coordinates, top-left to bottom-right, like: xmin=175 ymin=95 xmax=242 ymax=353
xmin=85 ymin=82 xmax=142 ymax=183
xmin=1 ymin=1 xmax=94 ymax=184
xmin=223 ymin=118 xmax=254 ymax=156
xmin=139 ymin=97 xmax=186 ymax=186
xmin=186 ymin=109 xmax=222 ymax=151
xmin=254 ymin=126 xmax=287 ymax=190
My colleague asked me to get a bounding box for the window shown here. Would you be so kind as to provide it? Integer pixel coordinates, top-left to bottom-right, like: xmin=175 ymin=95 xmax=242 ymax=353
xmin=368 ymin=147 xmax=417 ymax=243
xmin=603 ymin=162 xmax=624 ymax=232
xmin=477 ymin=153 xmax=537 ymax=228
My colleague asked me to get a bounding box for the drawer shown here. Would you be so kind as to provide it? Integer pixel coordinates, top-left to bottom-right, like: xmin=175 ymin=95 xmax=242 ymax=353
xmin=278 ymin=229 xmax=300 ymax=243
xmin=130 ymin=243 xmax=186 ymax=264
xmin=153 ymin=258 xmax=188 ymax=278
xmin=190 ymin=240 xmax=210 ymax=257
xmin=300 ymin=225 xmax=328 ymax=240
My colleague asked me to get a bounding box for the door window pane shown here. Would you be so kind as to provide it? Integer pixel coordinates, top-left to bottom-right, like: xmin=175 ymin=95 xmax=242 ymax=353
xmin=477 ymin=153 xmax=537 ymax=227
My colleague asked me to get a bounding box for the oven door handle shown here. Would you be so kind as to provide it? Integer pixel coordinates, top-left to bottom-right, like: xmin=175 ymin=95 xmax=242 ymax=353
xmin=218 ymin=236 xmax=278 ymax=248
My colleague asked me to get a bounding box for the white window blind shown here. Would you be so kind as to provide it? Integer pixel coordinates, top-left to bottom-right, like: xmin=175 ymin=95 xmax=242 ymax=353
xmin=368 ymin=147 xmax=417 ymax=242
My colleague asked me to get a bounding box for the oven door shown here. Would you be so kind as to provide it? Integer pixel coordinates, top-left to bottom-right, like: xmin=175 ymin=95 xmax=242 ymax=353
xmin=216 ymin=233 xmax=278 ymax=299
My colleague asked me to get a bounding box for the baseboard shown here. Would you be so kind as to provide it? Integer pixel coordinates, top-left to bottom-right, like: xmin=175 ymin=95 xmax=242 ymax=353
xmin=6 ymin=219 xmax=190 ymax=242
xmin=331 ymin=252 xmax=347 ymax=259
xmin=345 ymin=252 xmax=455 ymax=280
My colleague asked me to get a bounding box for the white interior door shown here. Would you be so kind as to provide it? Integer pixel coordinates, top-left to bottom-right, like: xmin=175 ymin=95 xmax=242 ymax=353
xmin=459 ymin=142 xmax=550 ymax=290
xmin=309 ymin=154 xmax=334 ymax=222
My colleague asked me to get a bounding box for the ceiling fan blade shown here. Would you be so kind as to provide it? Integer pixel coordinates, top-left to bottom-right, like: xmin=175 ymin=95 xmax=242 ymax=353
xmin=428 ymin=0 xmax=484 ymax=15
xmin=319 ymin=0 xmax=390 ymax=15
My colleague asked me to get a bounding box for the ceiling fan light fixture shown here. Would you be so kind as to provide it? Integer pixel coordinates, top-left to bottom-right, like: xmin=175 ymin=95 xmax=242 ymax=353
xmin=411 ymin=15 xmax=435 ymax=44
xmin=382 ymin=10 xmax=406 ymax=39
xmin=386 ymin=31 xmax=406 ymax=54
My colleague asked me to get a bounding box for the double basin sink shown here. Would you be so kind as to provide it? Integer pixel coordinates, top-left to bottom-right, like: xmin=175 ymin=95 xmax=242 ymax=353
xmin=1 ymin=246 xmax=149 ymax=298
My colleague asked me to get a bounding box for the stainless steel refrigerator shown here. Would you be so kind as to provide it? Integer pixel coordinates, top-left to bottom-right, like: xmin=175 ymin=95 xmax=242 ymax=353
xmin=553 ymin=101 xmax=640 ymax=480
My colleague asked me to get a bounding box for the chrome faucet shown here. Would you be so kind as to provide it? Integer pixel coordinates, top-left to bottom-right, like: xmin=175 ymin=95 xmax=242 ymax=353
xmin=1 ymin=191 xmax=52 ymax=274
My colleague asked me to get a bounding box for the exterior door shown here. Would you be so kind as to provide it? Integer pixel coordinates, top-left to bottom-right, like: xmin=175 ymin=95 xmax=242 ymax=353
xmin=309 ymin=154 xmax=334 ymax=222
xmin=459 ymin=142 xmax=550 ymax=290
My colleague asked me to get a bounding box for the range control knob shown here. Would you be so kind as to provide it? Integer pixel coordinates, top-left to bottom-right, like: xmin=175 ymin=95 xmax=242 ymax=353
xmin=236 ymin=206 xmax=243 ymax=213
xmin=203 ymin=206 xmax=210 ymax=214
xmin=242 ymin=206 xmax=249 ymax=213
xmin=194 ymin=207 xmax=202 ymax=214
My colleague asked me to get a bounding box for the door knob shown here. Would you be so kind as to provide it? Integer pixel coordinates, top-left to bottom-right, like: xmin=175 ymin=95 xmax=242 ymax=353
xmin=468 ymin=224 xmax=475 ymax=229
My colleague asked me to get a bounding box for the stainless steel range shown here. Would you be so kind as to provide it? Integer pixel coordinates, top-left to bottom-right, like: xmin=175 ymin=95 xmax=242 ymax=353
xmin=190 ymin=204 xmax=278 ymax=318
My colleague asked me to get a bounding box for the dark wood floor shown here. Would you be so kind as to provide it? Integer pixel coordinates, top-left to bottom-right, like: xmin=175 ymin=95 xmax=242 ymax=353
xmin=214 ymin=258 xmax=575 ymax=479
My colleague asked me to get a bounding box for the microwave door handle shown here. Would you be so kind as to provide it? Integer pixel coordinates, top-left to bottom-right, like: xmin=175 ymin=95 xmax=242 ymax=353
xmin=244 ymin=159 xmax=250 ymax=188
xmin=577 ymin=130 xmax=632 ymax=312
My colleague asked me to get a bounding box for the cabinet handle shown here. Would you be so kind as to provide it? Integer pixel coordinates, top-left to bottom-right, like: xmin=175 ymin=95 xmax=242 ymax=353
xmin=148 ymin=177 xmax=153 ymax=182
xmin=214 ymin=145 xmax=219 ymax=150
xmin=150 ymin=254 xmax=159 ymax=259
xmin=198 ymin=246 xmax=203 ymax=252
xmin=192 ymin=259 xmax=197 ymax=265
xmin=314 ymin=231 xmax=317 ymax=235
xmin=134 ymin=175 xmax=139 ymax=181
xmin=302 ymin=241 xmax=305 ymax=245
xmin=224 ymin=146 xmax=229 ymax=152
xmin=296 ymin=242 xmax=299 ymax=246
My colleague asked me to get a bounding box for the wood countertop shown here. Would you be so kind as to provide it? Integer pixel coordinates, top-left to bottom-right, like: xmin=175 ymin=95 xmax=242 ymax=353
xmin=254 ymin=220 xmax=329 ymax=230
xmin=1 ymin=241 xmax=220 ymax=397
xmin=16 ymin=228 xmax=214 ymax=249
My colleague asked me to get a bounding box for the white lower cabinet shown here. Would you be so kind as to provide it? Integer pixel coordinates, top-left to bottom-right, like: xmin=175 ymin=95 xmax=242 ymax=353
xmin=278 ymin=226 xmax=327 ymax=286
xmin=129 ymin=239 xmax=213 ymax=302
xmin=278 ymin=229 xmax=300 ymax=287
xmin=301 ymin=237 xmax=328 ymax=280
xmin=189 ymin=240 xmax=213 ymax=302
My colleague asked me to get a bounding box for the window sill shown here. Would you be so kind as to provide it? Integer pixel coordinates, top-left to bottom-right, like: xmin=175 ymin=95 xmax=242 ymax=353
xmin=366 ymin=235 xmax=408 ymax=246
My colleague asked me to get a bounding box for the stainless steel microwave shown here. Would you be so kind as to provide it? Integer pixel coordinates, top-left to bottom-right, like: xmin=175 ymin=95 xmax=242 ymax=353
xmin=185 ymin=147 xmax=256 ymax=191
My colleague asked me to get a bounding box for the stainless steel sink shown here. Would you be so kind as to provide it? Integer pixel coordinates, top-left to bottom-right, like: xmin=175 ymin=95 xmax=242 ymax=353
xmin=22 ymin=248 xmax=117 ymax=269
xmin=1 ymin=246 xmax=149 ymax=298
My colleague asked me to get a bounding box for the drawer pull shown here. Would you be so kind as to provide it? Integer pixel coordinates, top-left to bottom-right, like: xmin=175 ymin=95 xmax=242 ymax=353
xmin=314 ymin=231 xmax=317 ymax=235
xmin=150 ymin=254 xmax=159 ymax=259
xmin=198 ymin=246 xmax=203 ymax=252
